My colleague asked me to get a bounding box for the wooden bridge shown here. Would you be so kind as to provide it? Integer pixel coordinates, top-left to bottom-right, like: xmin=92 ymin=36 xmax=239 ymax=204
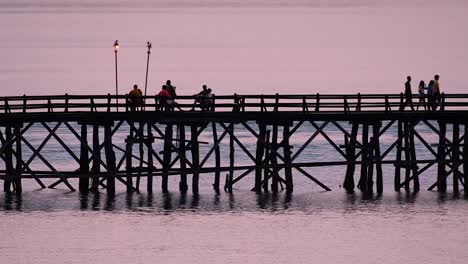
xmin=1 ymin=93 xmax=467 ymax=195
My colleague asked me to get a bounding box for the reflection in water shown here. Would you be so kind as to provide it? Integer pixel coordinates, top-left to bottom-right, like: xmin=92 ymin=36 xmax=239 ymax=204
xmin=1 ymin=189 xmax=468 ymax=214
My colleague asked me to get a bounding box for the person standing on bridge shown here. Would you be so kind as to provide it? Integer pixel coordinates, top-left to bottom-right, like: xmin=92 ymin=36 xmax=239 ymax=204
xmin=128 ymin=84 xmax=143 ymax=111
xmin=433 ymin=74 xmax=441 ymax=104
xmin=427 ymin=80 xmax=436 ymax=111
xmin=416 ymin=80 xmax=427 ymax=111
xmin=403 ymin=76 xmax=415 ymax=111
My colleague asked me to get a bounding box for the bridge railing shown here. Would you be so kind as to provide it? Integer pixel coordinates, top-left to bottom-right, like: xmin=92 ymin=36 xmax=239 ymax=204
xmin=1 ymin=93 xmax=468 ymax=114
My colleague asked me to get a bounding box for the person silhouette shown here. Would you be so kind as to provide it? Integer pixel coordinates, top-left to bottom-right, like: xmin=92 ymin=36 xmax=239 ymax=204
xmin=128 ymin=84 xmax=143 ymax=111
xmin=402 ymin=76 xmax=415 ymax=111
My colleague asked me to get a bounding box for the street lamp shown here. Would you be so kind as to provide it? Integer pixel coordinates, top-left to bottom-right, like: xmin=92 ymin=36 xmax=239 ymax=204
xmin=113 ymin=40 xmax=119 ymax=112
xmin=144 ymin=41 xmax=152 ymax=110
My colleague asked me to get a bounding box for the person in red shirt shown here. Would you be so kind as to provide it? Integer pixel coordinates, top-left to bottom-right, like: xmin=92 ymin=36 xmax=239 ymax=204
xmin=157 ymin=85 xmax=171 ymax=111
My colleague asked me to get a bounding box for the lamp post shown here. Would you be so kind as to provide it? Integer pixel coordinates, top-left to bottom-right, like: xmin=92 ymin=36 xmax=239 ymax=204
xmin=144 ymin=41 xmax=152 ymax=110
xmin=113 ymin=40 xmax=119 ymax=112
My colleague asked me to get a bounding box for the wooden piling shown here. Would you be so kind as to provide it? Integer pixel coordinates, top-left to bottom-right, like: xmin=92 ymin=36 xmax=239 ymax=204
xmin=147 ymin=122 xmax=153 ymax=193
xmin=90 ymin=125 xmax=100 ymax=191
xmin=394 ymin=120 xmax=403 ymax=191
xmin=191 ymin=125 xmax=200 ymax=193
xmin=263 ymin=130 xmax=271 ymax=192
xmin=179 ymin=124 xmax=188 ymax=192
xmin=367 ymin=138 xmax=374 ymax=194
xmin=358 ymin=123 xmax=369 ymax=192
xmin=409 ymin=122 xmax=419 ymax=192
xmin=254 ymin=123 xmax=266 ymax=192
xmin=162 ymin=124 xmax=173 ymax=192
xmin=373 ymin=122 xmax=383 ymax=194
xmin=283 ymin=125 xmax=293 ymax=193
xmin=271 ymin=125 xmax=279 ymax=193
xmin=4 ymin=126 xmax=13 ymax=193
xmin=79 ymin=124 xmax=89 ymax=193
xmin=136 ymin=122 xmax=144 ymax=191
xmin=212 ymin=122 xmax=221 ymax=192
xmin=452 ymin=123 xmax=460 ymax=193
xmin=125 ymin=124 xmax=134 ymax=192
xmin=104 ymin=124 xmax=115 ymax=194
xmin=437 ymin=121 xmax=447 ymax=192
xmin=404 ymin=121 xmax=411 ymax=191
xmin=464 ymin=123 xmax=468 ymax=193
xmin=14 ymin=124 xmax=22 ymax=193
xmin=228 ymin=123 xmax=234 ymax=193
xmin=344 ymin=122 xmax=358 ymax=191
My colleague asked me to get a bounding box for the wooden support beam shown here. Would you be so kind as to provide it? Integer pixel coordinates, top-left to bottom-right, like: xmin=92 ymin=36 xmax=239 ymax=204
xmin=125 ymin=124 xmax=134 ymax=192
xmin=104 ymin=124 xmax=116 ymax=194
xmin=212 ymin=122 xmax=221 ymax=192
xmin=453 ymin=123 xmax=460 ymax=193
xmin=146 ymin=122 xmax=153 ymax=193
xmin=344 ymin=122 xmax=358 ymax=191
xmin=283 ymin=125 xmax=293 ymax=193
xmin=136 ymin=122 xmax=145 ymax=191
xmin=14 ymin=124 xmax=22 ymax=193
xmin=394 ymin=120 xmax=403 ymax=191
xmin=263 ymin=130 xmax=270 ymax=192
xmin=79 ymin=124 xmax=89 ymax=193
xmin=358 ymin=123 xmax=369 ymax=193
xmin=254 ymin=123 xmax=266 ymax=192
xmin=4 ymin=126 xmax=13 ymax=193
xmin=225 ymin=123 xmax=234 ymax=193
xmin=179 ymin=125 xmax=188 ymax=193
xmin=162 ymin=124 xmax=173 ymax=192
xmin=437 ymin=121 xmax=447 ymax=192
xmin=271 ymin=125 xmax=279 ymax=193
xmin=409 ymin=121 xmax=419 ymax=192
xmin=90 ymin=125 xmax=101 ymax=191
xmin=373 ymin=122 xmax=383 ymax=194
xmin=191 ymin=125 xmax=200 ymax=194
xmin=404 ymin=121 xmax=411 ymax=191
xmin=464 ymin=123 xmax=468 ymax=193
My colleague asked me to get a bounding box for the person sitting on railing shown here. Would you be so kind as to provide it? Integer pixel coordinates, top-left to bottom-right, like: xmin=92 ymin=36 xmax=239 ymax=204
xmin=202 ymin=88 xmax=214 ymax=111
xmin=128 ymin=84 xmax=143 ymax=111
xmin=416 ymin=80 xmax=427 ymax=111
xmin=191 ymin=85 xmax=212 ymax=111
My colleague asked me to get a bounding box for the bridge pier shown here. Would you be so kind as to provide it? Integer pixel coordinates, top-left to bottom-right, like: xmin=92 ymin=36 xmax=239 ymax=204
xmin=344 ymin=122 xmax=358 ymax=192
xmin=452 ymin=123 xmax=460 ymax=193
xmin=212 ymin=122 xmax=221 ymax=192
xmin=147 ymin=122 xmax=154 ymax=193
xmin=283 ymin=125 xmax=293 ymax=193
xmin=162 ymin=124 xmax=173 ymax=193
xmin=4 ymin=126 xmax=14 ymax=193
xmin=178 ymin=124 xmax=188 ymax=193
xmin=254 ymin=123 xmax=266 ymax=192
xmin=104 ymin=123 xmax=116 ymax=194
xmin=90 ymin=125 xmax=101 ymax=191
xmin=437 ymin=121 xmax=447 ymax=192
xmin=125 ymin=125 xmax=134 ymax=192
xmin=79 ymin=124 xmax=89 ymax=193
xmin=191 ymin=125 xmax=201 ymax=194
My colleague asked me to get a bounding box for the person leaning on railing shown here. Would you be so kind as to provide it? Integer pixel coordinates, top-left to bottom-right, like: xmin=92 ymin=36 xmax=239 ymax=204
xmin=157 ymin=85 xmax=171 ymax=111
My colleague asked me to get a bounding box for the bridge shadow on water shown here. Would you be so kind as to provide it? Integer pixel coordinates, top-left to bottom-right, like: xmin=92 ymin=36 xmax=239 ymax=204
xmin=2 ymin=189 xmax=468 ymax=213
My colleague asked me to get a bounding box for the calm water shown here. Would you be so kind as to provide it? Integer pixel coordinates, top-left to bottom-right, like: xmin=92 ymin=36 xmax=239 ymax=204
xmin=2 ymin=1 xmax=468 ymax=263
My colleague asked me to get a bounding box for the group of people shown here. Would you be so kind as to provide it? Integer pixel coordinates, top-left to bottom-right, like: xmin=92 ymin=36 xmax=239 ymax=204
xmin=128 ymin=80 xmax=214 ymax=111
xmin=404 ymin=74 xmax=441 ymax=111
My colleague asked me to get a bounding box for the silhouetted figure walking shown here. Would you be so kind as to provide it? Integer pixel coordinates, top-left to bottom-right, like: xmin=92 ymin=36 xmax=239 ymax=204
xmin=402 ymin=76 xmax=415 ymax=111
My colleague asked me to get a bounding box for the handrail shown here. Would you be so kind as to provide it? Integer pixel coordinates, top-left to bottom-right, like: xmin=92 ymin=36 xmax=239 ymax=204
xmin=0 ymin=93 xmax=467 ymax=114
